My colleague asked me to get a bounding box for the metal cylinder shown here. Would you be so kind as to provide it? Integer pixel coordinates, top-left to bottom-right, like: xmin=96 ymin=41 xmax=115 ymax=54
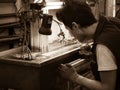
xmin=106 ymin=0 xmax=116 ymax=17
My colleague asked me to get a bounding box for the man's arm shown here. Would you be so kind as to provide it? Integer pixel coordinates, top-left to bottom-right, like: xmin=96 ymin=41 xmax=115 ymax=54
xmin=59 ymin=64 xmax=117 ymax=90
xmin=59 ymin=44 xmax=117 ymax=90
xmin=74 ymin=70 xmax=117 ymax=90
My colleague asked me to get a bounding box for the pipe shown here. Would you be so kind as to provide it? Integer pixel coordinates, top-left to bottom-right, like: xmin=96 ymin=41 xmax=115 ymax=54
xmin=106 ymin=0 xmax=116 ymax=17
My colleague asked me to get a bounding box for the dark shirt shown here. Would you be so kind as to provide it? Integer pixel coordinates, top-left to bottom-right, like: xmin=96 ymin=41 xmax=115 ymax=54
xmin=91 ymin=16 xmax=120 ymax=90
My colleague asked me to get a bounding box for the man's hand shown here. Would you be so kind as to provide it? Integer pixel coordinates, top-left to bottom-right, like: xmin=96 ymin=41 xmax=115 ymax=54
xmin=58 ymin=64 xmax=79 ymax=82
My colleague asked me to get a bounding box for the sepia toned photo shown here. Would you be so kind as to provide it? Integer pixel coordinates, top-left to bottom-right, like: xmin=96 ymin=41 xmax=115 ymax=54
xmin=0 ymin=0 xmax=120 ymax=90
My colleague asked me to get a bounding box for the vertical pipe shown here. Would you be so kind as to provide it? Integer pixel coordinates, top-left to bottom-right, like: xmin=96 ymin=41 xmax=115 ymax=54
xmin=98 ymin=0 xmax=106 ymax=16
xmin=106 ymin=0 xmax=116 ymax=17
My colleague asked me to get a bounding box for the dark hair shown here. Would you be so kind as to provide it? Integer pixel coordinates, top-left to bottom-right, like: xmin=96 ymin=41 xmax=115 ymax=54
xmin=56 ymin=0 xmax=97 ymax=29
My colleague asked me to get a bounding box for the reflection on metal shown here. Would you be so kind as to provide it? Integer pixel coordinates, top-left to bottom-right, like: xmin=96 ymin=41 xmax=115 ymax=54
xmin=106 ymin=0 xmax=116 ymax=17
xmin=43 ymin=2 xmax=63 ymax=10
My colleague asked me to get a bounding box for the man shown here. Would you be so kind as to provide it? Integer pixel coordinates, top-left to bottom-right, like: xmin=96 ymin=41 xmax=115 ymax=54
xmin=56 ymin=0 xmax=120 ymax=90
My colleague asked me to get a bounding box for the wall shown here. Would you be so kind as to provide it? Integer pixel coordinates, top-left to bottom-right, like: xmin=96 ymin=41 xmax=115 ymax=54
xmin=0 ymin=2 xmax=19 ymax=51
xmin=0 ymin=0 xmax=34 ymax=52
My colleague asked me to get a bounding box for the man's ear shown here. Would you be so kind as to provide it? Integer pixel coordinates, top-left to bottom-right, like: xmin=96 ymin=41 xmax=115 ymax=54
xmin=72 ymin=22 xmax=79 ymax=30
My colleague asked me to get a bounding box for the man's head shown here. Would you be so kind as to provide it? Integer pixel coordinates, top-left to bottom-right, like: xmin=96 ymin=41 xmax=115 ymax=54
xmin=56 ymin=0 xmax=96 ymax=29
xmin=56 ymin=0 xmax=97 ymax=42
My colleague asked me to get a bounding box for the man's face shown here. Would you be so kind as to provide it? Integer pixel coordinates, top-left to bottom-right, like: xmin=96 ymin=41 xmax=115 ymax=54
xmin=65 ymin=26 xmax=87 ymax=43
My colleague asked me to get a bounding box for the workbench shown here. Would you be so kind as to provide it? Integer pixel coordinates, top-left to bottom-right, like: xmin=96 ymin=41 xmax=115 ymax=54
xmin=0 ymin=44 xmax=93 ymax=90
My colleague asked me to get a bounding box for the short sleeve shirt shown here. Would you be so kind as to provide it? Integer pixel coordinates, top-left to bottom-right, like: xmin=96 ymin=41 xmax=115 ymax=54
xmin=96 ymin=44 xmax=117 ymax=71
